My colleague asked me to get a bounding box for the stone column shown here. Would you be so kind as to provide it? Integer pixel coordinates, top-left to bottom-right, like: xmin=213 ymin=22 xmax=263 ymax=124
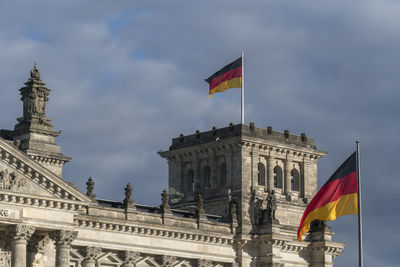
xmin=267 ymin=157 xmax=274 ymax=192
xmin=284 ymin=160 xmax=292 ymax=195
xmin=82 ymin=246 xmax=102 ymax=267
xmin=10 ymin=224 xmax=35 ymax=267
xmin=50 ymin=230 xmax=78 ymax=267
xmin=121 ymin=251 xmax=140 ymax=267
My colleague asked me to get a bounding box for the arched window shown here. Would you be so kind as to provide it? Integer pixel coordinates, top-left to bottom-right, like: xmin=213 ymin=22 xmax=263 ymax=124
xmin=185 ymin=169 xmax=194 ymax=192
xmin=291 ymin=169 xmax=300 ymax=191
xmin=273 ymin=166 xmax=283 ymax=189
xmin=219 ymin=163 xmax=226 ymax=187
xmin=202 ymin=166 xmax=211 ymax=189
xmin=257 ymin=162 xmax=265 ymax=186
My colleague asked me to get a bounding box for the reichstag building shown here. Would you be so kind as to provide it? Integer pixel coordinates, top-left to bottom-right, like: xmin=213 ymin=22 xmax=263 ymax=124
xmin=0 ymin=65 xmax=345 ymax=266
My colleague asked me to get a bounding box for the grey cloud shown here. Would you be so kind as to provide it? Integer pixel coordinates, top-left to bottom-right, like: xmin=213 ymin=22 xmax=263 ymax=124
xmin=0 ymin=1 xmax=398 ymax=266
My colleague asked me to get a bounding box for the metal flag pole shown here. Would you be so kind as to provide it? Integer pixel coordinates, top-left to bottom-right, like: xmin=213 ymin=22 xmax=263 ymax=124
xmin=241 ymin=51 xmax=245 ymax=125
xmin=356 ymin=141 xmax=364 ymax=267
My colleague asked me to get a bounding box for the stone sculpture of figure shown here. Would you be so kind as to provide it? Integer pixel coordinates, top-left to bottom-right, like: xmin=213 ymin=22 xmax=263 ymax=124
xmin=35 ymin=96 xmax=45 ymax=116
xmin=24 ymin=90 xmax=37 ymax=116
xmin=229 ymin=200 xmax=237 ymax=221
xmin=0 ymin=170 xmax=11 ymax=190
xmin=30 ymin=63 xmax=40 ymax=79
xmin=266 ymin=190 xmax=277 ymax=219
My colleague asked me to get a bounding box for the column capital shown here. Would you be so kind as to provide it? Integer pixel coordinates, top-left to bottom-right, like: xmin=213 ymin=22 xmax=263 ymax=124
xmin=28 ymin=235 xmax=52 ymax=253
xmin=9 ymin=224 xmax=35 ymax=242
xmin=83 ymin=246 xmax=102 ymax=263
xmin=50 ymin=230 xmax=78 ymax=246
xmin=121 ymin=250 xmax=140 ymax=265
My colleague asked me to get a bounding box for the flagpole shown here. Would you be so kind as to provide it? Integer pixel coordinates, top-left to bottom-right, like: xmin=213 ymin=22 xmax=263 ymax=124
xmin=356 ymin=141 xmax=364 ymax=267
xmin=241 ymin=51 xmax=244 ymax=124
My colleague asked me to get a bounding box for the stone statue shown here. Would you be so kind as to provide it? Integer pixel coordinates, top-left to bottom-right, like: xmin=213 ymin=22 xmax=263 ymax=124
xmin=266 ymin=190 xmax=277 ymax=219
xmin=30 ymin=63 xmax=40 ymax=79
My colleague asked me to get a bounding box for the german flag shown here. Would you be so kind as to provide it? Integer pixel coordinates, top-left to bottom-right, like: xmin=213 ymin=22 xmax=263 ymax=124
xmin=297 ymin=152 xmax=358 ymax=242
xmin=205 ymin=57 xmax=242 ymax=98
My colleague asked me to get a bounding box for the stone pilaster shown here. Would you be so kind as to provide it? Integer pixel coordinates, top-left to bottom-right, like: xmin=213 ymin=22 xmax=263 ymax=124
xmin=9 ymin=224 xmax=35 ymax=267
xmin=284 ymin=160 xmax=292 ymax=196
xmin=50 ymin=230 xmax=78 ymax=267
xmin=267 ymin=157 xmax=274 ymax=192
xmin=82 ymin=246 xmax=101 ymax=267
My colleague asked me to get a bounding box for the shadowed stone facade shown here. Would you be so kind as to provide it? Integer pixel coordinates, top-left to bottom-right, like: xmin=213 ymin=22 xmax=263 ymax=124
xmin=0 ymin=66 xmax=345 ymax=266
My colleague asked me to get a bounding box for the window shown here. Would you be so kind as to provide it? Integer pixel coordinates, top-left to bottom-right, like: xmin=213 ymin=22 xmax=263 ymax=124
xmin=291 ymin=169 xmax=300 ymax=191
xmin=185 ymin=169 xmax=194 ymax=192
xmin=219 ymin=163 xmax=226 ymax=187
xmin=273 ymin=166 xmax=283 ymax=189
xmin=202 ymin=166 xmax=211 ymax=189
xmin=257 ymin=162 xmax=265 ymax=186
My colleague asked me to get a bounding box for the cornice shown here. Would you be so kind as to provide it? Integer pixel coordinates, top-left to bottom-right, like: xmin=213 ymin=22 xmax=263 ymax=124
xmin=73 ymin=216 xmax=234 ymax=246
xmin=0 ymin=190 xmax=88 ymax=212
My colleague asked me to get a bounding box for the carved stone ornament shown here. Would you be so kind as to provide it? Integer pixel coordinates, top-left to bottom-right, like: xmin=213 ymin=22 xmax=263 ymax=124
xmin=0 ymin=251 xmax=11 ymax=267
xmin=162 ymin=255 xmax=177 ymax=267
xmin=10 ymin=224 xmax=35 ymax=242
xmin=197 ymin=259 xmax=213 ymax=267
xmin=121 ymin=250 xmax=140 ymax=264
xmin=0 ymin=169 xmax=26 ymax=191
xmin=50 ymin=230 xmax=78 ymax=246
xmin=28 ymin=235 xmax=52 ymax=253
xmin=86 ymin=177 xmax=96 ymax=199
xmin=83 ymin=246 xmax=102 ymax=263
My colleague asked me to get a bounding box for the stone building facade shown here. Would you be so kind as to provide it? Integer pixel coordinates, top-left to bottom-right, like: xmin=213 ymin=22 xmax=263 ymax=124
xmin=0 ymin=65 xmax=345 ymax=267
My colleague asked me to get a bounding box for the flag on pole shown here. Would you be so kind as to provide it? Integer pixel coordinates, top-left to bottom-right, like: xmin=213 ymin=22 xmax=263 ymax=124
xmin=297 ymin=152 xmax=358 ymax=242
xmin=205 ymin=57 xmax=242 ymax=98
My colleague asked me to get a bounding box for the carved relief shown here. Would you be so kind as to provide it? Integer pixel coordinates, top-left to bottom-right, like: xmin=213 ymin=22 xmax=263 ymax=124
xmin=0 ymin=169 xmax=26 ymax=191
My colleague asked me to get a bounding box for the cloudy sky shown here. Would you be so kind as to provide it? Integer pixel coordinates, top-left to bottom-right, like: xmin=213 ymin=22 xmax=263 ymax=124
xmin=0 ymin=0 xmax=398 ymax=265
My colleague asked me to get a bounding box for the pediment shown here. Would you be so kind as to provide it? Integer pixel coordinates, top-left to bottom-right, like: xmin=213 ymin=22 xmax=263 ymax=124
xmin=0 ymin=162 xmax=53 ymax=197
xmin=0 ymin=138 xmax=92 ymax=203
xmin=136 ymin=256 xmax=160 ymax=267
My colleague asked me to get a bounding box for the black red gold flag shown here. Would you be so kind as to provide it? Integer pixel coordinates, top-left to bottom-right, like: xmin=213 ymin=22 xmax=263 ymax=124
xmin=205 ymin=57 xmax=242 ymax=98
xmin=297 ymin=152 xmax=358 ymax=242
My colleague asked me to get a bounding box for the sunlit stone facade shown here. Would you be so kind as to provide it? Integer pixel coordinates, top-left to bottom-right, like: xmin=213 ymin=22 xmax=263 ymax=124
xmin=0 ymin=66 xmax=345 ymax=267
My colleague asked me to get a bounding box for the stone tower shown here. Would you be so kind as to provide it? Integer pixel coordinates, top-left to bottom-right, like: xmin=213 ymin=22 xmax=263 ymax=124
xmin=11 ymin=64 xmax=70 ymax=177
xmin=159 ymin=123 xmax=345 ymax=266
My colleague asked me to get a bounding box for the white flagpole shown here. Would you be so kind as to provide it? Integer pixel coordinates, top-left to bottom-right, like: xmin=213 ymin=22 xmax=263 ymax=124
xmin=356 ymin=141 xmax=364 ymax=267
xmin=241 ymin=51 xmax=245 ymax=124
